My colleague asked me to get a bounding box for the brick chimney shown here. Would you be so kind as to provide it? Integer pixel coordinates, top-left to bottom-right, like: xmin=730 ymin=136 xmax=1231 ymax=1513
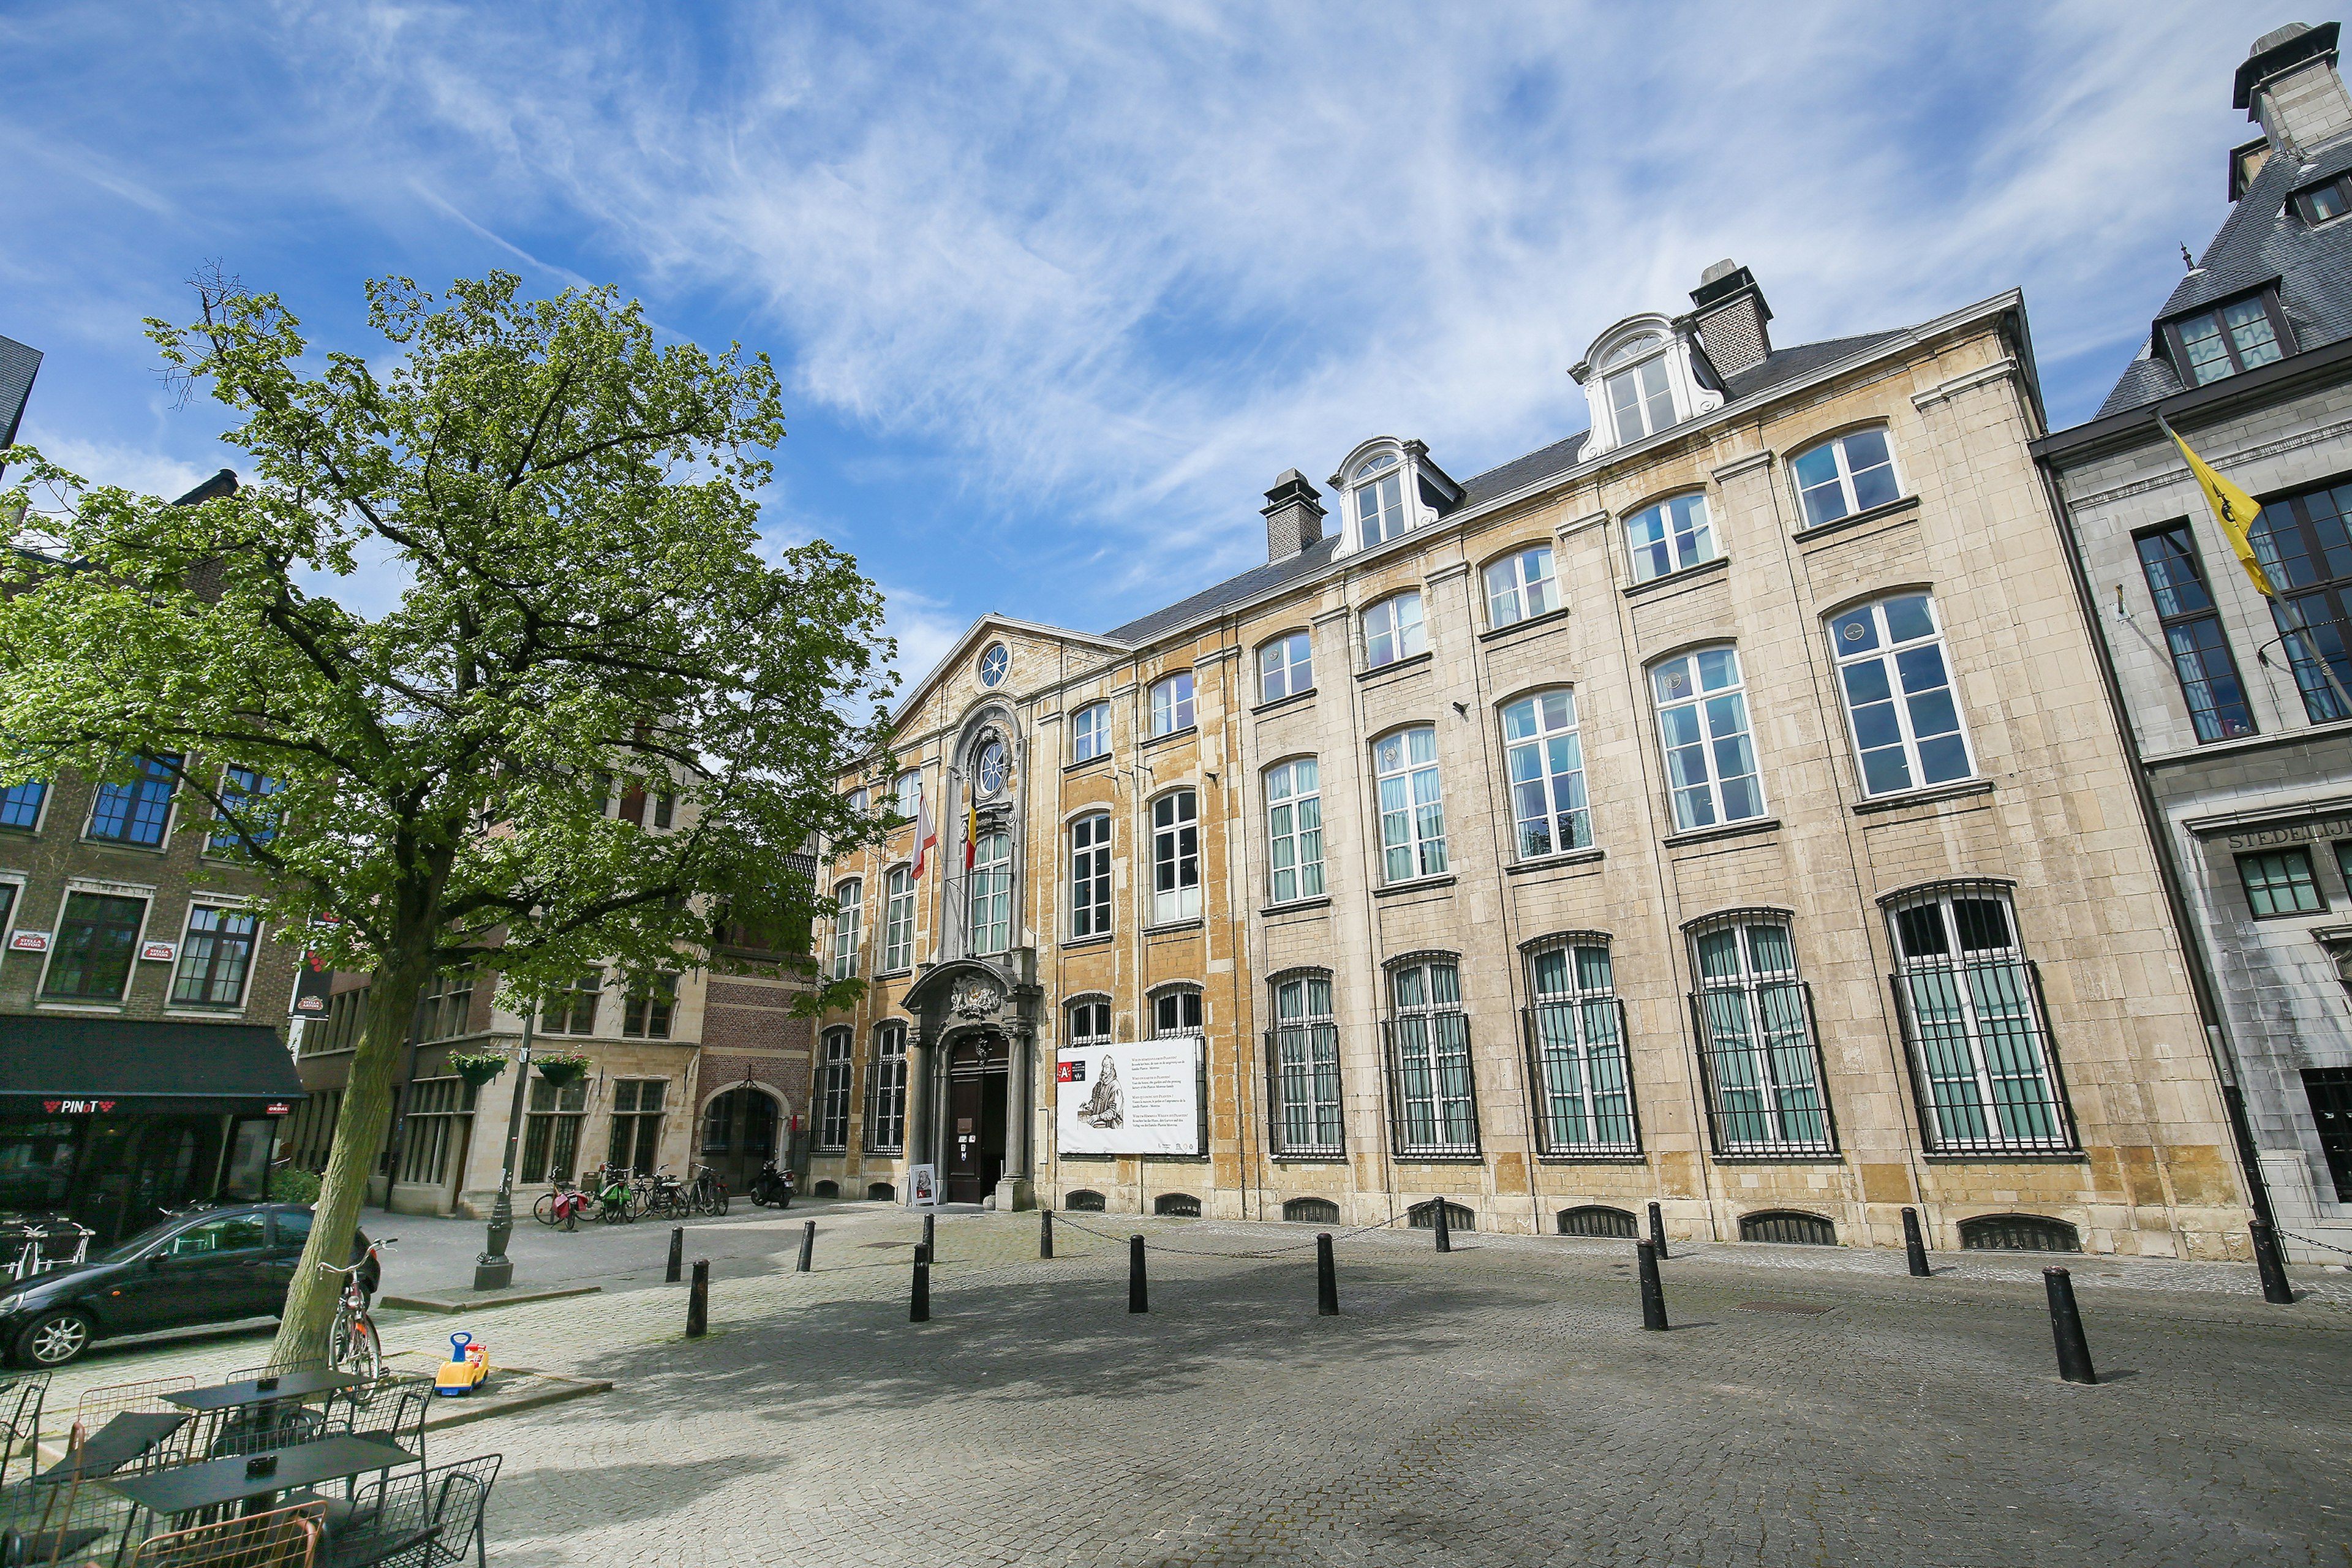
xmin=1262 ymin=469 xmax=1325 ymax=562
xmin=1688 ymin=260 xmax=1773 ymax=379
xmin=2237 ymin=23 xmax=2352 ymax=159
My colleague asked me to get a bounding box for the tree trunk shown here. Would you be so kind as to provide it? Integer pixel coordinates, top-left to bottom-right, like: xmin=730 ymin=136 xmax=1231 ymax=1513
xmin=268 ymin=962 xmax=428 ymax=1368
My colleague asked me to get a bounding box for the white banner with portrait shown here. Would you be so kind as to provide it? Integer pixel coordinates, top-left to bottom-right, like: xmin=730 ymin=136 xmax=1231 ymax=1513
xmin=1056 ymin=1038 xmax=1202 ymax=1156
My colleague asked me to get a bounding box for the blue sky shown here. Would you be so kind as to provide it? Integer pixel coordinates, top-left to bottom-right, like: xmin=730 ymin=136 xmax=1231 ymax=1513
xmin=0 ymin=2 xmax=2271 ymax=684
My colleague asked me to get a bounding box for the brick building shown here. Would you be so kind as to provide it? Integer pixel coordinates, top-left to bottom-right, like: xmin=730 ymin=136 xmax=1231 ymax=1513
xmin=812 ymin=261 xmax=2254 ymax=1259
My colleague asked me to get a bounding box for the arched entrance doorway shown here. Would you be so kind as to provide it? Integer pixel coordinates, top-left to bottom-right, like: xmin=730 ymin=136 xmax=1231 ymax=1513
xmin=699 ymin=1085 xmax=781 ymax=1195
xmin=944 ymin=1033 xmax=1008 ymax=1204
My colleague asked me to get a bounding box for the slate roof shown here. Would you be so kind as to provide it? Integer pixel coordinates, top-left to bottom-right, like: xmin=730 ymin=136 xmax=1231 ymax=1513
xmin=0 ymin=334 xmax=40 ymax=451
xmin=2095 ymin=130 xmax=2352 ymax=417
xmin=1100 ymin=326 xmax=1917 ymax=646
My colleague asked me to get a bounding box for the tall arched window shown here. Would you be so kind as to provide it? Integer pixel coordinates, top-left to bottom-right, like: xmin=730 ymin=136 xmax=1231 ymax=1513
xmin=1827 ymin=593 xmax=1971 ymax=796
xmin=866 ymin=1022 xmax=908 ymax=1153
xmin=1523 ymin=936 xmax=1635 ymax=1153
xmin=1501 ymin=690 xmax=1588 ymax=858
xmin=1651 ymin=646 xmax=1762 ymax=831
xmin=1885 ymin=884 xmax=2075 ymax=1153
xmin=1484 ymin=545 xmax=1556 ymax=627
xmin=816 ymin=1030 xmax=854 ymax=1151
xmin=1265 ymin=759 xmax=1323 ymax=903
xmin=1604 ymin=347 xmax=1677 ymax=443
xmin=1070 ymin=814 xmax=1112 ymax=938
xmin=968 ymin=832 xmax=1012 ymax=955
xmin=881 ymin=866 xmax=914 ymax=972
xmin=1686 ymin=913 xmax=1831 ymax=1155
xmin=1259 ymin=631 xmax=1313 ymax=701
xmin=1374 ymin=728 xmax=1446 ymax=883
xmin=831 ymin=880 xmax=862 ymax=980
xmin=1353 ymin=453 xmax=1406 ymax=546
xmin=1385 ymin=955 xmax=1477 ymax=1156
xmin=1152 ymin=791 xmax=1200 ymax=924
xmin=1270 ymin=970 xmax=1342 ymax=1157
xmin=1362 ymin=592 xmax=1425 ymax=669
xmin=1791 ymin=429 xmax=1899 ymax=527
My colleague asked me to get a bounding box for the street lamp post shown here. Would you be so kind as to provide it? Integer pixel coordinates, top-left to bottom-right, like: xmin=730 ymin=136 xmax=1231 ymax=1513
xmin=473 ymin=1009 xmax=538 ymax=1291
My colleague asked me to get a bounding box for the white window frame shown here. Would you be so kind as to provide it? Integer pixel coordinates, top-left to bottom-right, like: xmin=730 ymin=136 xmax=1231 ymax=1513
xmin=881 ymin=865 xmax=915 ymax=973
xmin=1688 ymin=916 xmax=1832 ymax=1155
xmin=208 ymin=764 xmax=283 ymax=857
xmin=866 ymin=1022 xmax=908 ymax=1153
xmin=1264 ymin=758 xmax=1324 ymax=905
xmin=815 ymin=1030 xmax=854 ymax=1150
xmin=1150 ymin=673 xmax=1194 ymax=736
xmin=1151 ymin=790 xmax=1200 ymax=925
xmin=1624 ymin=493 xmax=1716 ymax=584
xmin=1385 ymin=956 xmax=1477 ymax=1156
xmin=1071 ymin=701 xmax=1111 ymax=763
xmin=1352 ymin=454 xmax=1406 ymax=548
xmin=968 ymin=831 xmax=1012 ymax=956
xmin=1790 ymin=428 xmax=1902 ymax=529
xmin=1483 ymin=545 xmax=1557 ymax=628
xmin=1150 ymin=984 xmax=1204 ymax=1038
xmin=1604 ymin=354 xmax=1676 ymax=444
xmin=1362 ymin=591 xmax=1425 ymax=670
xmin=1373 ymin=727 xmax=1446 ymax=884
xmin=1651 ymin=646 xmax=1764 ymax=832
xmin=831 ymin=878 xmax=862 ymax=981
xmin=0 ymin=778 xmax=50 ymax=833
xmin=1269 ymin=970 xmax=1343 ymax=1157
xmin=1828 ymin=593 xmax=1973 ymax=797
xmin=1524 ymin=938 xmax=1635 ymax=1154
xmin=1070 ymin=813 xmax=1112 ymax=938
xmin=170 ymin=899 xmax=262 ymax=1010
xmin=1887 ymin=886 xmax=2075 ymax=1154
xmin=1501 ymin=690 xmax=1590 ymax=859
xmin=1068 ymin=995 xmax=1113 ymax=1049
xmin=892 ymin=771 xmax=922 ymax=824
xmin=1258 ymin=631 xmax=1313 ymax=703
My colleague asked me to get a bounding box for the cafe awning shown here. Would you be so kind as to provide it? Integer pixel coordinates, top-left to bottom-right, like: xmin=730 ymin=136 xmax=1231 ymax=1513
xmin=0 ymin=1016 xmax=306 ymax=1115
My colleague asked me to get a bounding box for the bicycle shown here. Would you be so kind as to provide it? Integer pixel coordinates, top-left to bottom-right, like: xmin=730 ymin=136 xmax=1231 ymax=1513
xmin=533 ymin=1182 xmax=590 ymax=1231
xmin=594 ymin=1170 xmax=637 ymax=1225
xmin=320 ymin=1237 xmax=394 ymax=1387
xmin=641 ymin=1171 xmax=687 ymax=1221
xmin=689 ymin=1163 xmax=730 ymax=1218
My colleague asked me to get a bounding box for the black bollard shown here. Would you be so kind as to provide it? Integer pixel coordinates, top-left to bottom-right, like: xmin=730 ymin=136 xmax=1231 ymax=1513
xmin=910 ymin=1243 xmax=931 ymax=1323
xmin=1316 ymin=1232 xmax=1339 ymax=1316
xmin=666 ymin=1225 xmax=683 ymax=1284
xmin=686 ymin=1259 xmax=709 ymax=1338
xmin=1637 ymin=1240 xmax=1669 ymax=1332
xmin=1040 ymin=1208 xmax=1054 ymax=1259
xmin=2043 ymin=1266 xmax=2096 ymax=1384
xmin=1648 ymin=1200 xmax=1669 ymax=1261
xmin=797 ymin=1219 xmax=816 ymax=1274
xmin=1128 ymin=1235 xmax=1148 ymax=1314
xmin=1433 ymin=1199 xmax=1452 ymax=1254
xmin=923 ymin=1210 xmax=935 ymax=1260
xmin=2250 ymin=1218 xmax=2295 ymax=1305
xmin=1902 ymin=1207 xmax=1931 ymax=1278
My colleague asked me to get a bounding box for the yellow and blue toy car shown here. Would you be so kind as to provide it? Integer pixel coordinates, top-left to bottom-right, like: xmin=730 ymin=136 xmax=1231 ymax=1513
xmin=434 ymin=1332 xmax=489 ymax=1396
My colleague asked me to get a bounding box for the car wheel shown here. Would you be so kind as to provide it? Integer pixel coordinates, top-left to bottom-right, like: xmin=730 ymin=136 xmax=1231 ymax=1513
xmin=13 ymin=1308 xmax=95 ymax=1368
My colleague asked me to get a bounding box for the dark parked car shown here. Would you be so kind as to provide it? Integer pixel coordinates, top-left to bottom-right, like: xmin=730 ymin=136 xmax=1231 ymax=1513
xmin=0 ymin=1203 xmax=377 ymax=1368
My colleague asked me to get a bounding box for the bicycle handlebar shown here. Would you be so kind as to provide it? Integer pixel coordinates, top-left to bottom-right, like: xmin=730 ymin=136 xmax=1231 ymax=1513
xmin=316 ymin=1238 xmax=396 ymax=1275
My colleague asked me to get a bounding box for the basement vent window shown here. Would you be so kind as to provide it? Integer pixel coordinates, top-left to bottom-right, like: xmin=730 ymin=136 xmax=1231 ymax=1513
xmin=1556 ymin=1205 xmax=1638 ymax=1239
xmin=866 ymin=1182 xmax=895 ymax=1202
xmin=1283 ymin=1197 xmax=1340 ymax=1225
xmin=1153 ymin=1193 xmax=1202 ymax=1218
xmin=1408 ymin=1199 xmax=1476 ymax=1232
xmin=1738 ymin=1210 xmax=1836 ymax=1246
xmin=1957 ymin=1214 xmax=2081 ymax=1253
xmin=1064 ymin=1189 xmax=1106 ymax=1213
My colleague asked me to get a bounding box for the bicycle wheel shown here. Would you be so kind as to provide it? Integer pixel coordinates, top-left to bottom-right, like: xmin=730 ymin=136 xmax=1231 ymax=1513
xmin=345 ymin=1316 xmax=384 ymax=1385
xmin=533 ymin=1192 xmax=558 ymax=1227
xmin=714 ymin=1186 xmax=729 ymax=1218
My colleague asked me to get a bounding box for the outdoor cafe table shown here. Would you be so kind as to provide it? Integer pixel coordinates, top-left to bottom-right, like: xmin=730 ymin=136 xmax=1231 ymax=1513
xmin=97 ymin=1435 xmax=418 ymax=1521
xmin=162 ymin=1371 xmax=361 ymax=1413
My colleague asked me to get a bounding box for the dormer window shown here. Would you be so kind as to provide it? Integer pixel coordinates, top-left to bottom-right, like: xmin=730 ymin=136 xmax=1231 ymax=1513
xmin=1605 ymin=354 xmax=1675 ymax=445
xmin=1352 ymin=454 xmax=1406 ymax=546
xmin=2296 ymin=172 xmax=2352 ymax=225
xmin=2162 ymin=290 xmax=2291 ymax=387
xmin=1574 ymin=315 xmax=1723 ymax=459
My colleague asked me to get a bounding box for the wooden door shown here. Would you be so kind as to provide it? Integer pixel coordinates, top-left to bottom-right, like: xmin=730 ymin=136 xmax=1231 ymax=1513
xmin=944 ymin=1072 xmax=1007 ymax=1204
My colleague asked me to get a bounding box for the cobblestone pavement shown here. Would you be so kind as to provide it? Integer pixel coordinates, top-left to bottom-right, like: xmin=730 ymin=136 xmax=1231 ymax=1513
xmin=31 ymin=1204 xmax=2352 ymax=1567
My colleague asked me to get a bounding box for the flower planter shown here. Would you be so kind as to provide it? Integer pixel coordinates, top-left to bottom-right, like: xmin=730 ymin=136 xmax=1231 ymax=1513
xmin=448 ymin=1056 xmax=507 ymax=1089
xmin=535 ymin=1058 xmax=588 ymax=1089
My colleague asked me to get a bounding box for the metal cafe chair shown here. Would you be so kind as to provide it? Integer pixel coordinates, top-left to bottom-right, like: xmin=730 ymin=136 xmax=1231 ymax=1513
xmin=71 ymin=1379 xmax=201 ymax=1476
xmin=284 ymin=1391 xmax=430 ymax=1536
xmin=320 ymin=1455 xmax=499 ymax=1568
xmin=1 ymin=1428 xmax=141 ymax=1567
xmin=0 ymin=1376 xmax=49 ymax=1491
xmin=129 ymin=1501 xmax=327 ymax=1568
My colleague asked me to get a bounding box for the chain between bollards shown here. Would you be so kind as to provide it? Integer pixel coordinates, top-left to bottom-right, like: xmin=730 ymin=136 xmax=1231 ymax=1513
xmin=1433 ymin=1199 xmax=1452 ymax=1254
xmin=1902 ymin=1207 xmax=1931 ymax=1278
xmin=2249 ymin=1218 xmax=2295 ymax=1305
xmin=1647 ymin=1201 xmax=1668 ymax=1261
xmin=685 ymin=1259 xmax=709 ymax=1338
xmin=1637 ymin=1239 xmax=1669 ymax=1331
xmin=1316 ymin=1232 xmax=1338 ymax=1315
xmin=910 ymin=1243 xmax=931 ymax=1323
xmin=665 ymin=1225 xmax=683 ymax=1285
xmin=1128 ymin=1234 xmax=1148 ymax=1313
xmin=797 ymin=1219 xmax=816 ymax=1274
xmin=2043 ymin=1266 xmax=2096 ymax=1384
xmin=1039 ymin=1208 xmax=1054 ymax=1259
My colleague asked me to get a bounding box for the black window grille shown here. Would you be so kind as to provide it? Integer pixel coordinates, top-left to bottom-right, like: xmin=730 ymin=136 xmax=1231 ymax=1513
xmin=1064 ymin=1189 xmax=1106 ymax=1212
xmin=1408 ymin=1199 xmax=1475 ymax=1232
xmin=2133 ymin=523 xmax=2256 ymax=741
xmin=2305 ymin=1067 xmax=2352 ymax=1201
xmin=1738 ymin=1210 xmax=1836 ymax=1245
xmin=1268 ymin=971 xmax=1343 ymax=1158
xmin=1283 ymin=1197 xmax=1339 ymax=1224
xmin=1686 ymin=916 xmax=1836 ymax=1156
xmin=1384 ymin=958 xmax=1480 ymax=1158
xmin=865 ymin=1023 xmax=908 ymax=1153
xmin=1557 ymin=1205 xmax=1637 ymax=1238
xmin=1523 ymin=939 xmax=1638 ymax=1156
xmin=812 ymin=1180 xmax=839 ymax=1197
xmin=1153 ymin=1193 xmax=1201 ymax=1217
xmin=866 ymin=1182 xmax=896 ymax=1202
xmin=1883 ymin=884 xmax=2078 ymax=1156
xmin=1957 ymin=1214 xmax=2080 ymax=1253
xmin=815 ymin=1031 xmax=853 ymax=1150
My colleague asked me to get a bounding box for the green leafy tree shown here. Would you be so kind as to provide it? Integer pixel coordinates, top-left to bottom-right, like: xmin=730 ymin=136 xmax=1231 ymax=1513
xmin=0 ymin=271 xmax=891 ymax=1363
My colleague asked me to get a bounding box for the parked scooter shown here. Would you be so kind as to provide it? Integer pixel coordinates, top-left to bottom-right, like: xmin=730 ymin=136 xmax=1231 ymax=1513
xmin=750 ymin=1161 xmax=794 ymax=1208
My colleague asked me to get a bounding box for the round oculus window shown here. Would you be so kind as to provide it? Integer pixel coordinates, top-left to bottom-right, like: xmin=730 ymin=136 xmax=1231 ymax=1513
xmin=978 ymin=643 xmax=1009 ymax=687
xmin=977 ymin=740 xmax=1009 ymax=794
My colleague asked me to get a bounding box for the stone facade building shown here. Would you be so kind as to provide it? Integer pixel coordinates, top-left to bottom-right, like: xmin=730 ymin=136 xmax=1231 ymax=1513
xmin=814 ymin=262 xmax=2255 ymax=1258
xmin=2034 ymin=22 xmax=2352 ymax=1261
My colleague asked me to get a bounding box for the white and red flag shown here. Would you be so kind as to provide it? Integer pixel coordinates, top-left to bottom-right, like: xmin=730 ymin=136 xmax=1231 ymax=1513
xmin=911 ymin=787 xmax=938 ymax=878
